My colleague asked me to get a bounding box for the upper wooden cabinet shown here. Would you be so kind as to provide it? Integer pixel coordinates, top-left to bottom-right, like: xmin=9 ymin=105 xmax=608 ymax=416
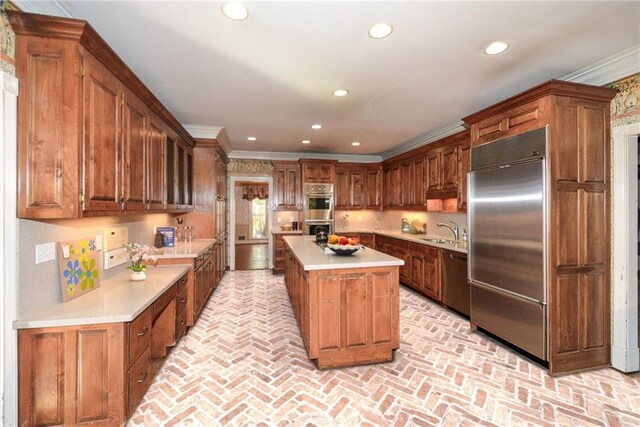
xmin=10 ymin=11 xmax=196 ymax=218
xmin=463 ymin=79 xmax=617 ymax=375
xmin=456 ymin=141 xmax=471 ymax=211
xmin=300 ymin=160 xmax=336 ymax=183
xmin=334 ymin=163 xmax=382 ymax=211
xmin=272 ymin=161 xmax=300 ymax=210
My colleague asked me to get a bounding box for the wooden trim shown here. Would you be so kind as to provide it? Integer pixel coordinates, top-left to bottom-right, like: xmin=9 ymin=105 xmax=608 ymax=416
xmin=462 ymin=79 xmax=617 ymax=125
xmin=382 ymin=129 xmax=470 ymax=166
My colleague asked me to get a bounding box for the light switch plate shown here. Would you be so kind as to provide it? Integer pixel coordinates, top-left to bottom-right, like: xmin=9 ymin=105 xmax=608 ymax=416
xmin=35 ymin=242 xmax=56 ymax=264
xmin=95 ymin=235 xmax=103 ymax=251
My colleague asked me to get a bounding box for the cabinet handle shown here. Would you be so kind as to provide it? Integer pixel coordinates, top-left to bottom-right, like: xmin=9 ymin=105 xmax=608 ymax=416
xmin=180 ymin=319 xmax=186 ymax=326
xmin=119 ymin=197 xmax=124 ymax=203
xmin=137 ymin=326 xmax=148 ymax=337
xmin=180 ymin=297 xmax=187 ymax=303
xmin=137 ymin=371 xmax=148 ymax=384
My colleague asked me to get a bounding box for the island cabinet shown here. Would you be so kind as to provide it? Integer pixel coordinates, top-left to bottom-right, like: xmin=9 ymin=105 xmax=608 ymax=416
xmin=300 ymin=159 xmax=336 ymax=183
xmin=9 ymin=11 xmax=195 ymax=219
xmin=17 ymin=267 xmax=190 ymax=426
xmin=375 ymin=235 xmax=441 ymax=301
xmin=283 ymin=236 xmax=402 ymax=369
xmin=272 ymin=231 xmax=303 ymax=273
xmin=462 ymin=79 xmax=617 ymax=375
xmin=272 ymin=161 xmax=301 ymax=210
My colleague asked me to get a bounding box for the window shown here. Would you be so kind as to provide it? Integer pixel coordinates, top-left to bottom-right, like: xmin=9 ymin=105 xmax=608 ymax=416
xmin=251 ymin=198 xmax=267 ymax=238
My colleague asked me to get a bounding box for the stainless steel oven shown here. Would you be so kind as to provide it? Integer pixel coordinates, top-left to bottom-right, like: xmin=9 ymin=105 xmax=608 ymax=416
xmin=304 ymin=183 xmax=334 ymax=221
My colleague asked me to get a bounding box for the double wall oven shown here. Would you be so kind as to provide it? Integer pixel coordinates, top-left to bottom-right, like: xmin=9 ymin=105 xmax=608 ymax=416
xmin=303 ymin=183 xmax=334 ymax=235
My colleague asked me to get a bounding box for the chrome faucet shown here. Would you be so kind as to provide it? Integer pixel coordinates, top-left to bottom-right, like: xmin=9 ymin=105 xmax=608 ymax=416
xmin=437 ymin=221 xmax=459 ymax=241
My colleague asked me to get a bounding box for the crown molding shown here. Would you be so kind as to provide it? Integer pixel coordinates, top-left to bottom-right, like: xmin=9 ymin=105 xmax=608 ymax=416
xmin=13 ymin=0 xmax=76 ymax=17
xmin=560 ymin=44 xmax=640 ymax=86
xmin=228 ymin=150 xmax=382 ymax=163
xmin=381 ymin=121 xmax=467 ymax=161
xmin=182 ymin=124 xmax=223 ymax=139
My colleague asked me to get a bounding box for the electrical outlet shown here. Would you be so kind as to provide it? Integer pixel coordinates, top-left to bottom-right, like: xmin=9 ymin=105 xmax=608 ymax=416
xmin=35 ymin=242 xmax=56 ymax=264
xmin=95 ymin=235 xmax=103 ymax=251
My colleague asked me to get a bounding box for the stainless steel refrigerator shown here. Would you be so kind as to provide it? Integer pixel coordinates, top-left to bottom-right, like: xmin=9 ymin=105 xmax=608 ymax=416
xmin=468 ymin=127 xmax=547 ymax=360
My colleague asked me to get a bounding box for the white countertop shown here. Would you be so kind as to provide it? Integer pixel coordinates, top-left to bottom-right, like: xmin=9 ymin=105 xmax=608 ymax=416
xmin=14 ymin=265 xmax=191 ymax=329
xmin=155 ymin=239 xmax=216 ymax=259
xmin=311 ymin=229 xmax=468 ymax=253
xmin=283 ymin=236 xmax=404 ymax=271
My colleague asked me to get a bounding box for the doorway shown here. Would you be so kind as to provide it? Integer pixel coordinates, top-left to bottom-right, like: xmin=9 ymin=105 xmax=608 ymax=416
xmin=611 ymin=122 xmax=640 ymax=373
xmin=230 ymin=178 xmax=272 ymax=270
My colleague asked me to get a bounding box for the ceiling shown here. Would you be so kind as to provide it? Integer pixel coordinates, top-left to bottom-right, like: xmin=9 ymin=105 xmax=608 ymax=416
xmin=15 ymin=1 xmax=640 ymax=157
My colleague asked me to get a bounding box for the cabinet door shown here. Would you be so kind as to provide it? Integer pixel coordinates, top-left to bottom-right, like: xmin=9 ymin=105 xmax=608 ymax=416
xmin=123 ymin=92 xmax=147 ymax=211
xmin=426 ymin=151 xmax=441 ymax=192
xmin=334 ymin=168 xmax=350 ymax=209
xmin=147 ymin=120 xmax=166 ymax=210
xmin=273 ymin=167 xmax=287 ymax=210
xmin=412 ymin=156 xmax=425 ymax=208
xmin=286 ymin=167 xmax=300 ymax=209
xmin=358 ymin=233 xmax=374 ymax=248
xmin=165 ymin=138 xmax=176 ymax=208
xmin=365 ymin=167 xmax=382 ymax=209
xmin=351 ymin=170 xmax=365 ymax=209
xmin=185 ymin=149 xmax=194 ymax=208
xmin=16 ymin=37 xmax=81 ymax=218
xmin=390 ymin=166 xmax=401 ymax=208
xmin=83 ymin=54 xmax=123 ymax=212
xmin=400 ymin=162 xmax=414 ymax=207
xmin=383 ymin=168 xmax=392 ymax=209
xmin=441 ymin=146 xmax=458 ymax=190
xmin=423 ymin=248 xmax=441 ymax=300
xmin=318 ymin=164 xmax=334 ymax=183
xmin=457 ymin=143 xmax=471 ymax=211
xmin=410 ymin=248 xmax=425 ymax=291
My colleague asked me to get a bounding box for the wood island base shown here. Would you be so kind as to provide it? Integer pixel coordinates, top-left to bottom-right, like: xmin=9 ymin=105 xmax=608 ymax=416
xmin=284 ymin=243 xmax=400 ymax=369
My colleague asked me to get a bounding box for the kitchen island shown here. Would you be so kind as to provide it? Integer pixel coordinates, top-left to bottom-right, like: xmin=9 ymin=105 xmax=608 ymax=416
xmin=283 ymin=236 xmax=403 ymax=369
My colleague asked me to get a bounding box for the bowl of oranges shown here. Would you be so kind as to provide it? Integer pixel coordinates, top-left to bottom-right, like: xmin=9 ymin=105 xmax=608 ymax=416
xmin=327 ymin=235 xmax=363 ymax=256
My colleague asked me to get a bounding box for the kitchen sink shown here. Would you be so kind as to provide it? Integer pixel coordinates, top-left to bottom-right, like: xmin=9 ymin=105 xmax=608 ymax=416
xmin=418 ymin=237 xmax=452 ymax=244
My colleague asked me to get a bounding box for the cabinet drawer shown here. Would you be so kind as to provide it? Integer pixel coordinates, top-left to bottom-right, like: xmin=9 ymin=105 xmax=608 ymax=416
xmin=275 ymin=237 xmax=285 ymax=249
xmin=194 ymin=252 xmax=206 ymax=269
xmin=177 ymin=275 xmax=187 ymax=292
xmin=176 ymin=286 xmax=188 ymax=315
xmin=127 ymin=346 xmax=152 ymax=415
xmin=176 ymin=309 xmax=188 ymax=340
xmin=153 ymin=284 xmax=177 ymax=318
xmin=128 ymin=306 xmax=152 ymax=367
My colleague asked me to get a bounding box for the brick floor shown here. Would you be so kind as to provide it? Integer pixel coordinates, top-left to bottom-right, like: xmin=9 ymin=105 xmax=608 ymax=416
xmin=128 ymin=270 xmax=640 ymax=426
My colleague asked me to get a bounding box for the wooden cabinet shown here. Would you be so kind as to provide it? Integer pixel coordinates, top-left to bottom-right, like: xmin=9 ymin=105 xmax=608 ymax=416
xmin=10 ymin=11 xmax=195 ymax=219
xmin=462 ymin=79 xmax=617 ymax=375
xmin=18 ymin=272 xmax=191 ymax=426
xmin=425 ymin=145 xmax=457 ymax=198
xmin=375 ymin=235 xmax=441 ymax=301
xmin=335 ymin=163 xmax=382 ymax=210
xmin=456 ymin=142 xmax=471 ymax=211
xmin=273 ymin=232 xmax=301 ymax=274
xmin=272 ymin=161 xmax=300 ymax=210
xmin=300 ymin=159 xmax=335 ymax=183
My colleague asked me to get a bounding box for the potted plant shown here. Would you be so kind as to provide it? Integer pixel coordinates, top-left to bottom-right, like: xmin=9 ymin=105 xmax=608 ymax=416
xmin=123 ymin=243 xmax=158 ymax=281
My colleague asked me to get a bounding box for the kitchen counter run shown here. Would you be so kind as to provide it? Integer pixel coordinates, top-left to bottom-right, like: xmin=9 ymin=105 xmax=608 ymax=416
xmin=14 ymin=265 xmax=191 ymax=329
xmin=155 ymin=239 xmax=217 ymax=259
xmin=283 ymin=235 xmax=404 ymax=271
xmin=331 ymin=229 xmax=468 ymax=253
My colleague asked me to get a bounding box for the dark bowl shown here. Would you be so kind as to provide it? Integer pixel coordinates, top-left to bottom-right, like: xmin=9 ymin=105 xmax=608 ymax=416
xmin=327 ymin=244 xmax=362 ymax=256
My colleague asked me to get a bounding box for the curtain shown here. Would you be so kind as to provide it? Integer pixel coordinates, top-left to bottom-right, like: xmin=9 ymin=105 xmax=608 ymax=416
xmin=242 ymin=183 xmax=268 ymax=200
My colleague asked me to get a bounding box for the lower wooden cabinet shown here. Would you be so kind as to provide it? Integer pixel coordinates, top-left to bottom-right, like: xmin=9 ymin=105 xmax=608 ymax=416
xmin=273 ymin=232 xmax=303 ymax=274
xmin=375 ymin=235 xmax=442 ymax=301
xmin=18 ymin=272 xmax=193 ymax=427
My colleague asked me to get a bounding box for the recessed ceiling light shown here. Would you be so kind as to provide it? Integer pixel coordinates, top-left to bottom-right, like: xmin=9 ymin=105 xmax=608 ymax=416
xmin=221 ymin=2 xmax=249 ymax=21
xmin=311 ymin=124 xmax=322 ymax=130
xmin=369 ymin=22 xmax=393 ymax=39
xmin=301 ymin=140 xmax=311 ymax=144
xmin=352 ymin=142 xmax=361 ymax=146
xmin=333 ymin=89 xmax=349 ymax=97
xmin=247 ymin=136 xmax=256 ymax=141
xmin=484 ymin=41 xmax=509 ymax=55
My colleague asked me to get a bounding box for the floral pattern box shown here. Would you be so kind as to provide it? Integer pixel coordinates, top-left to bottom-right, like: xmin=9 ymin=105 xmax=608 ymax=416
xmin=58 ymin=238 xmax=101 ymax=302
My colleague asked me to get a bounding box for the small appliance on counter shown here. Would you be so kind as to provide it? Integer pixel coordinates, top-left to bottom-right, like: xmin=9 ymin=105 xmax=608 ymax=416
xmin=315 ymin=227 xmax=329 ymax=244
xmin=401 ymin=218 xmax=410 ymax=233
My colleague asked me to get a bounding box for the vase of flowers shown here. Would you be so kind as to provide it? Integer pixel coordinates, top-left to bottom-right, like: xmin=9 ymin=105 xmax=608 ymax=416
xmin=123 ymin=243 xmax=158 ymax=281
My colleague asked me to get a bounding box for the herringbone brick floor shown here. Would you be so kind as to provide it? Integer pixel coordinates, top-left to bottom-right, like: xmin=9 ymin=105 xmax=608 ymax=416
xmin=128 ymin=270 xmax=640 ymax=426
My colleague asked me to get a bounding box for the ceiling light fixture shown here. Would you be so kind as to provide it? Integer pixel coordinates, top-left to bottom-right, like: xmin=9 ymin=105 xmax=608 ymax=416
xmin=247 ymin=136 xmax=256 ymax=141
xmin=369 ymin=22 xmax=393 ymax=39
xmin=484 ymin=41 xmax=509 ymax=55
xmin=311 ymin=124 xmax=322 ymax=130
xmin=301 ymin=140 xmax=311 ymax=144
xmin=352 ymin=142 xmax=361 ymax=146
xmin=221 ymin=2 xmax=249 ymax=21
xmin=333 ymin=89 xmax=349 ymax=97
